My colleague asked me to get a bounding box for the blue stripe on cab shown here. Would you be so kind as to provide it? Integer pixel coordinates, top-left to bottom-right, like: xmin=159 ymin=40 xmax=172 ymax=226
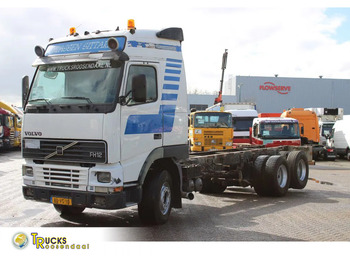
xmin=163 ymin=84 xmax=179 ymax=90
xmin=164 ymin=76 xmax=180 ymax=81
xmin=162 ymin=94 xmax=178 ymax=101
xmin=166 ymin=58 xmax=182 ymax=63
xmin=166 ymin=63 xmax=182 ymax=68
xmin=165 ymin=69 xmax=181 ymax=74
xmin=124 ymin=105 xmax=176 ymax=134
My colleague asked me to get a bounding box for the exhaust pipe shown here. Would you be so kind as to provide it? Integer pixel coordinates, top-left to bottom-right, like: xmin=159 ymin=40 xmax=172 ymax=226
xmin=181 ymin=192 xmax=194 ymax=200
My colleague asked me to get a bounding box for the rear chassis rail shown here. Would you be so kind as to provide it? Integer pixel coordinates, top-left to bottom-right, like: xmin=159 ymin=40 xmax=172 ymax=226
xmin=183 ymin=145 xmax=312 ymax=188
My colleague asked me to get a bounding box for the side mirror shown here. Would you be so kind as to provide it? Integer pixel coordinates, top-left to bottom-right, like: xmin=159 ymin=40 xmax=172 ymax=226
xmin=300 ymin=126 xmax=304 ymax=135
xmin=22 ymin=75 xmax=29 ymax=108
xmin=132 ymin=74 xmax=147 ymax=103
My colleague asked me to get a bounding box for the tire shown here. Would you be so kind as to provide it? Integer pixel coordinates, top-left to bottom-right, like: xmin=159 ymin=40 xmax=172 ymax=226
xmin=54 ymin=205 xmax=85 ymax=215
xmin=138 ymin=170 xmax=173 ymax=225
xmin=279 ymin=151 xmax=289 ymax=158
xmin=211 ymin=183 xmax=227 ymax=194
xmin=253 ymin=155 xmax=270 ymax=196
xmin=200 ymin=178 xmax=213 ymax=193
xmin=200 ymin=178 xmax=226 ymax=194
xmin=265 ymin=155 xmax=290 ymax=197
xmin=287 ymin=151 xmax=309 ymax=189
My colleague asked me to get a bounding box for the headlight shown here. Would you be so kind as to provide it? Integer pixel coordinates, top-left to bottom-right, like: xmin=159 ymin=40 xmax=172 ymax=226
xmin=226 ymin=142 xmax=233 ymax=146
xmin=96 ymin=172 xmax=111 ymax=183
xmin=22 ymin=166 xmax=33 ymax=177
xmin=194 ymin=142 xmax=202 ymax=146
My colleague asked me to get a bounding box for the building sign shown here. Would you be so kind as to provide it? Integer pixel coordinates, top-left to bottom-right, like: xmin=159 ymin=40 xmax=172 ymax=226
xmin=259 ymin=82 xmax=291 ymax=95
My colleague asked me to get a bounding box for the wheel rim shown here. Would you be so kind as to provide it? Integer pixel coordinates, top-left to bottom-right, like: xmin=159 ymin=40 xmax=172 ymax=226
xmin=277 ymin=164 xmax=288 ymax=188
xmin=296 ymin=159 xmax=307 ymax=181
xmin=160 ymin=182 xmax=171 ymax=215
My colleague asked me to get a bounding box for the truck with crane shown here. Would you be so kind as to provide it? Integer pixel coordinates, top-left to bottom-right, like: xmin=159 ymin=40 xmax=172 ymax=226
xmin=21 ymin=21 xmax=310 ymax=225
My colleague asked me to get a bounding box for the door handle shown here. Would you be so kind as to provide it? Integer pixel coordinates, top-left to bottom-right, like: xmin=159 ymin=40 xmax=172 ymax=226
xmin=154 ymin=134 xmax=162 ymax=140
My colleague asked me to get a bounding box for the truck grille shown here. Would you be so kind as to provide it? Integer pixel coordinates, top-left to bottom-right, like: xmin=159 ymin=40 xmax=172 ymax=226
xmin=35 ymin=164 xmax=88 ymax=191
xmin=23 ymin=139 xmax=107 ymax=164
xmin=204 ymin=131 xmax=224 ymax=136
xmin=204 ymin=138 xmax=223 ymax=146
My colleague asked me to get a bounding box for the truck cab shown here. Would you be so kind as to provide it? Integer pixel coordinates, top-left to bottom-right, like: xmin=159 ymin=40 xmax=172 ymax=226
xmin=0 ymin=108 xmax=15 ymax=149
xmin=251 ymin=117 xmax=301 ymax=147
xmin=227 ymin=109 xmax=258 ymax=144
xmin=0 ymin=101 xmax=22 ymax=147
xmin=188 ymin=111 xmax=233 ymax=151
xmin=281 ymin=108 xmax=319 ymax=144
xmin=206 ymin=103 xmax=257 ymax=144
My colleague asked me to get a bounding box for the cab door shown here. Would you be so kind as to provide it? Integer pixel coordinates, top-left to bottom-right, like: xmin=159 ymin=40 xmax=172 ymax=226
xmin=120 ymin=62 xmax=162 ymax=183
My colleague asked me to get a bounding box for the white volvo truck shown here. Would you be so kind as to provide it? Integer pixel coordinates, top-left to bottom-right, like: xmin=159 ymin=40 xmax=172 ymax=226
xmin=22 ymin=21 xmax=310 ymax=224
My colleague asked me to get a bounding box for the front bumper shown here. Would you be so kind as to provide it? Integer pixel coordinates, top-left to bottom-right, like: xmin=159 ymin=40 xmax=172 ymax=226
xmin=22 ymin=185 xmax=142 ymax=210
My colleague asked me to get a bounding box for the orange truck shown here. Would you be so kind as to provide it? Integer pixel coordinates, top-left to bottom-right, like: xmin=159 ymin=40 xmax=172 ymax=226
xmin=281 ymin=108 xmax=332 ymax=160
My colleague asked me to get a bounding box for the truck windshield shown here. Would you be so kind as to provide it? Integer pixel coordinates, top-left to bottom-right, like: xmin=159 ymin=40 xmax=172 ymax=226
xmin=260 ymin=122 xmax=300 ymax=139
xmin=233 ymin=117 xmax=255 ymax=131
xmin=321 ymin=123 xmax=334 ymax=137
xmin=27 ymin=60 xmax=123 ymax=112
xmin=194 ymin=112 xmax=232 ymax=128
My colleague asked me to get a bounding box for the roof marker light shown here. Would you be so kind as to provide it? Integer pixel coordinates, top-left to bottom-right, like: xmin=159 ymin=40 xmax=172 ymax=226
xmin=128 ymin=19 xmax=135 ymax=30
xmin=69 ymin=27 xmax=76 ymax=35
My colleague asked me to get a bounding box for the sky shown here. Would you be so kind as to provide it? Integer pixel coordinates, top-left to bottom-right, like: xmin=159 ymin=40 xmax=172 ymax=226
xmin=1 ymin=1 xmax=350 ymax=106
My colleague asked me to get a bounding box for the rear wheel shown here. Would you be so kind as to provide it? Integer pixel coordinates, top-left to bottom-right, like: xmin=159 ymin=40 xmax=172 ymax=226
xmin=287 ymin=151 xmax=309 ymax=189
xmin=253 ymin=155 xmax=270 ymax=196
xmin=138 ymin=170 xmax=173 ymax=225
xmin=265 ymin=155 xmax=290 ymax=197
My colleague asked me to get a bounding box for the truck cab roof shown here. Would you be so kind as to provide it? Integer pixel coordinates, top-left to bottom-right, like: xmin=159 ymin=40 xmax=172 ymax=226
xmin=253 ymin=117 xmax=299 ymax=124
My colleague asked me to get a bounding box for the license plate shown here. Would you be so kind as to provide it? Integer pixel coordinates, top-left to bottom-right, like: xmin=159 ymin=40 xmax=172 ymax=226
xmin=51 ymin=196 xmax=72 ymax=206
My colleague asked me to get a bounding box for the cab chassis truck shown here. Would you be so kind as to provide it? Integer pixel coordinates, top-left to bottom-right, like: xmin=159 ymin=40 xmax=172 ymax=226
xmin=21 ymin=22 xmax=310 ymax=225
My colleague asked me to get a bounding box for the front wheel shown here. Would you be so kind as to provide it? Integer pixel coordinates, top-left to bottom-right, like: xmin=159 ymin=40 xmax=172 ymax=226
xmin=138 ymin=170 xmax=173 ymax=225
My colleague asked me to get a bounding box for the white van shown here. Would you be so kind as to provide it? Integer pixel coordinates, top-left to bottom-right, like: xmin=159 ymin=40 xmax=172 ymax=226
xmin=331 ymin=115 xmax=350 ymax=159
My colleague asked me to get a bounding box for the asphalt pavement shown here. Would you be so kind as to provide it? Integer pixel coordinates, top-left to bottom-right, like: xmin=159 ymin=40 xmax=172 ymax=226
xmin=1 ymin=149 xmax=350 ymax=241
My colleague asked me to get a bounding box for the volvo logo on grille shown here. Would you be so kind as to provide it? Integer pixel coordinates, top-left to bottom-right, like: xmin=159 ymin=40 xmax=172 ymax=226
xmin=56 ymin=146 xmax=64 ymax=156
xmin=45 ymin=141 xmax=78 ymax=159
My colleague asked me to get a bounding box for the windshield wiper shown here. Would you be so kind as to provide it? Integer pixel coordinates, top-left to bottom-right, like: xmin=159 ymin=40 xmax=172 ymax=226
xmin=28 ymin=98 xmax=52 ymax=105
xmin=61 ymin=96 xmax=93 ymax=104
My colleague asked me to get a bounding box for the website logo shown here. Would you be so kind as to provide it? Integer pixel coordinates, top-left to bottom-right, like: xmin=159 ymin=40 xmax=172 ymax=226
xmin=259 ymin=82 xmax=291 ymax=95
xmin=13 ymin=232 xmax=29 ymax=249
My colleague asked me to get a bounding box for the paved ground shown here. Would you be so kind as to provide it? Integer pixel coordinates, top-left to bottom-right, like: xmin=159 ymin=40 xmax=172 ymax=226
xmin=1 ymin=149 xmax=350 ymax=241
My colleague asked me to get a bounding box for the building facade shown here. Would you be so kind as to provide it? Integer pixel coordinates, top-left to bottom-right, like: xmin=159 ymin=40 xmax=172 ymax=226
xmin=208 ymin=75 xmax=350 ymax=114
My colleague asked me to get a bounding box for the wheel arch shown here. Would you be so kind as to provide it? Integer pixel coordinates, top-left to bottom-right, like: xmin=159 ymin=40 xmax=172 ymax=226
xmin=138 ymin=145 xmax=187 ymax=208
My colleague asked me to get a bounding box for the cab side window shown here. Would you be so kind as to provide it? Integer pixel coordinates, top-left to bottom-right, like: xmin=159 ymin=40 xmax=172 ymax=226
xmin=125 ymin=65 xmax=157 ymax=105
